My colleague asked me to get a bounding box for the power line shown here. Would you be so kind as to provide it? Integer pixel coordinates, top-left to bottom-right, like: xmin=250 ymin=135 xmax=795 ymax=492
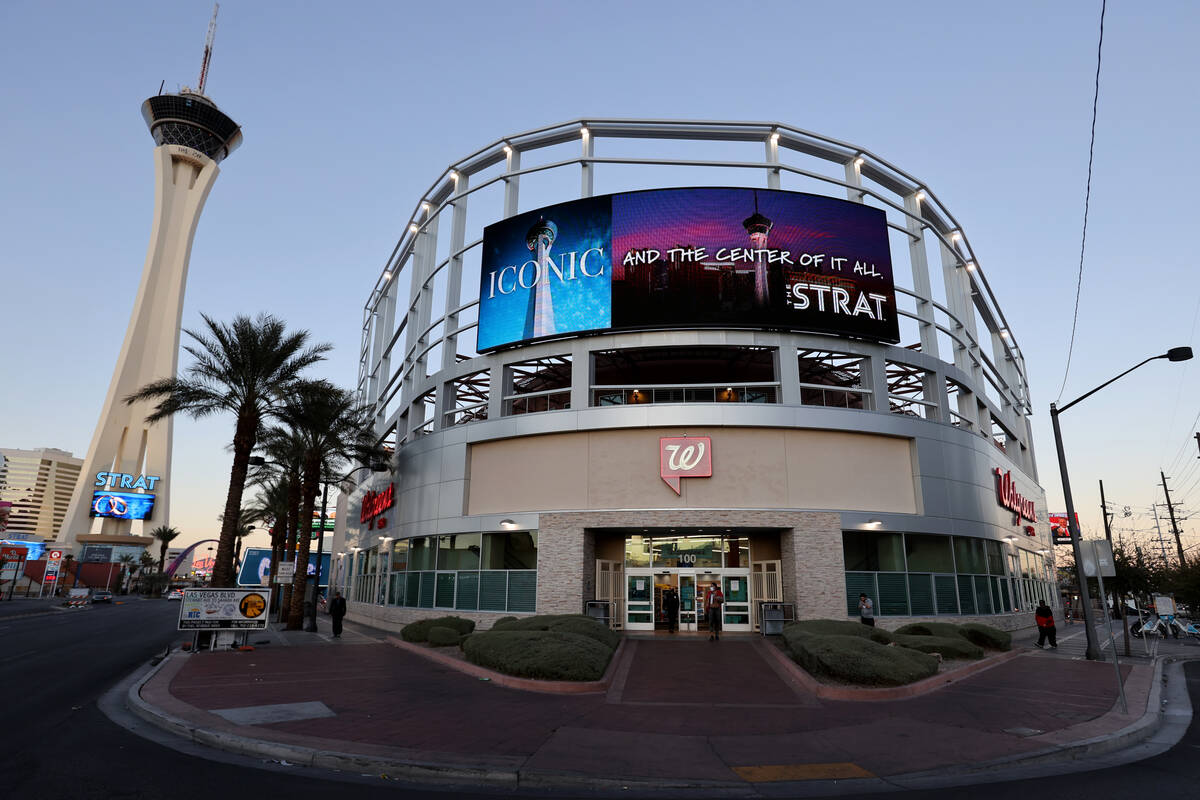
xmin=1055 ymin=0 xmax=1107 ymax=404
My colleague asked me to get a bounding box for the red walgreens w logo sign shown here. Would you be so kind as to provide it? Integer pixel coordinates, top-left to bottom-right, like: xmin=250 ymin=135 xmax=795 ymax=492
xmin=660 ymin=437 xmax=712 ymax=495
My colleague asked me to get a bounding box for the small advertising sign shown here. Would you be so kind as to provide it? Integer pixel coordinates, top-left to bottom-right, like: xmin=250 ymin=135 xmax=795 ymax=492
xmin=178 ymin=588 xmax=272 ymax=630
xmin=1049 ymin=513 xmax=1077 ymax=545
xmin=43 ymin=549 xmax=63 ymax=584
xmin=275 ymin=562 xmax=296 ymax=582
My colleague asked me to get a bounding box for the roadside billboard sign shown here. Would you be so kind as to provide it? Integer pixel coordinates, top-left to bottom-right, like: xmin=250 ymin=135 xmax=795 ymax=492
xmin=235 ymin=548 xmax=330 ymax=587
xmin=177 ymin=588 xmax=272 ymax=630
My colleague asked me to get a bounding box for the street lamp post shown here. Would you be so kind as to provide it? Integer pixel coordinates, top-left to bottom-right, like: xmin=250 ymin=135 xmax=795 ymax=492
xmin=1050 ymin=346 xmax=1192 ymax=661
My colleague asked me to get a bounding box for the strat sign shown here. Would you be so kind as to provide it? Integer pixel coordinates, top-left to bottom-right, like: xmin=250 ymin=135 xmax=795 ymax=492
xmin=994 ymin=468 xmax=1036 ymax=525
xmin=360 ymin=484 xmax=395 ymax=529
xmin=660 ymin=437 xmax=712 ymax=495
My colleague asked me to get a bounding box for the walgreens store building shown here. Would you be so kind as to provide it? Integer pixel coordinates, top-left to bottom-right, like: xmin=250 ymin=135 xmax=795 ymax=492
xmin=331 ymin=120 xmax=1056 ymax=634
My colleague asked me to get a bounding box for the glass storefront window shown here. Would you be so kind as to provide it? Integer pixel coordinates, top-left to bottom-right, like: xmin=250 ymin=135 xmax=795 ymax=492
xmin=482 ymin=532 xmax=538 ymax=570
xmin=391 ymin=539 xmax=408 ymax=572
xmin=953 ymin=537 xmax=987 ymax=574
xmin=905 ymin=534 xmax=954 ymax=573
xmin=723 ymin=537 xmax=750 ymax=568
xmin=986 ymin=540 xmax=1005 ymax=575
xmin=438 ymin=534 xmax=481 ymax=570
xmin=408 ymin=537 xmax=435 ymax=571
xmin=654 ymin=536 xmax=721 ymax=568
xmin=843 ymin=532 xmax=905 ymax=571
xmin=625 ymin=535 xmax=651 ymax=568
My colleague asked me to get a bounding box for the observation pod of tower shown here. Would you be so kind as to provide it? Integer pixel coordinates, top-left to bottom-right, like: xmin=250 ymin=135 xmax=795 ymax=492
xmin=334 ymin=119 xmax=1055 ymax=639
xmin=58 ymin=91 xmax=241 ymax=555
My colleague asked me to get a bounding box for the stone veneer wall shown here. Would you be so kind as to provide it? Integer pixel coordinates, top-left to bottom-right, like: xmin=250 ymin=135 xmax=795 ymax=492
xmin=537 ymin=509 xmax=848 ymax=618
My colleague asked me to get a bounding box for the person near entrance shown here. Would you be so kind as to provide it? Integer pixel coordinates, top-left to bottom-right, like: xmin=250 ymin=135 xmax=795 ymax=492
xmin=663 ymin=587 xmax=680 ymax=633
xmin=858 ymin=593 xmax=875 ymax=627
xmin=705 ymin=582 xmax=724 ymax=641
xmin=329 ymin=592 xmax=347 ymax=638
xmin=1034 ymin=601 xmax=1057 ymax=648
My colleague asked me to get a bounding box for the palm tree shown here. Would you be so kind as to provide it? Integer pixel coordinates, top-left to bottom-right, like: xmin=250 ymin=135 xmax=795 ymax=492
xmin=277 ymin=381 xmax=382 ymax=629
xmin=117 ymin=554 xmax=136 ymax=594
xmin=125 ymin=313 xmax=330 ymax=587
xmin=137 ymin=551 xmax=156 ymax=594
xmin=252 ymin=426 xmax=307 ymax=621
xmin=150 ymin=525 xmax=182 ymax=576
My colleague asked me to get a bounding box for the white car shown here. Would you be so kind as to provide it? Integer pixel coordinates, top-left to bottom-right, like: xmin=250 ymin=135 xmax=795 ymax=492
xmin=166 ymin=588 xmax=184 ymax=601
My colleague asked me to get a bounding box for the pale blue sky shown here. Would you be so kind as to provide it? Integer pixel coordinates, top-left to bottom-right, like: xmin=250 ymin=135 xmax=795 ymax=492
xmin=2 ymin=1 xmax=1198 ymax=558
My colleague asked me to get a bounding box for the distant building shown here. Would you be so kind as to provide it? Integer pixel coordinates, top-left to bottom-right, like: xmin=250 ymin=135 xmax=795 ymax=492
xmin=0 ymin=448 xmax=83 ymax=542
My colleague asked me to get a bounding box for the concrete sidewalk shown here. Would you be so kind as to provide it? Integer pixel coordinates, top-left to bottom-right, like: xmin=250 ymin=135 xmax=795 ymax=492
xmin=126 ymin=619 xmax=1182 ymax=794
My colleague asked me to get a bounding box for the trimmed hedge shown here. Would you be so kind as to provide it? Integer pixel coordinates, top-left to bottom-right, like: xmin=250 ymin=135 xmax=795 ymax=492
xmin=788 ymin=633 xmax=938 ymax=686
xmin=491 ymin=614 xmax=587 ymax=632
xmin=400 ymin=616 xmax=476 ymax=643
xmin=548 ymin=617 xmax=621 ymax=650
xmin=462 ymin=630 xmax=613 ymax=681
xmin=785 ymin=618 xmax=895 ymax=645
xmin=894 ymin=621 xmax=965 ymax=639
xmin=894 ymin=621 xmax=1012 ymax=652
xmin=893 ymin=633 xmax=984 ymax=660
xmin=959 ymin=623 xmax=1012 ymax=651
xmin=427 ymin=626 xmax=462 ymax=647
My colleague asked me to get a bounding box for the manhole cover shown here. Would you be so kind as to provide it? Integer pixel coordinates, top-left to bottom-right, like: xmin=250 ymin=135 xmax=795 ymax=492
xmin=1003 ymin=727 xmax=1044 ymax=737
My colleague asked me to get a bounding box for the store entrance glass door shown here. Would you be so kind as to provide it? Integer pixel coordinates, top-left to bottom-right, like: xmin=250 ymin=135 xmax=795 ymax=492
xmin=626 ymin=569 xmax=654 ymax=631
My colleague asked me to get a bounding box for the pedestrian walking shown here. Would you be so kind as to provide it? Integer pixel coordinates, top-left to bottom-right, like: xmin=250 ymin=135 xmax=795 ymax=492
xmin=705 ymin=582 xmax=724 ymax=641
xmin=858 ymin=593 xmax=875 ymax=627
xmin=1035 ymin=601 xmax=1057 ymax=648
xmin=663 ymin=587 xmax=680 ymax=634
xmin=329 ymin=591 xmax=347 ymax=638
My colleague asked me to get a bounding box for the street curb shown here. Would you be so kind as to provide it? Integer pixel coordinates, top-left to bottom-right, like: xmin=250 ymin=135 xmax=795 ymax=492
xmin=888 ymin=655 xmax=1170 ymax=784
xmin=758 ymin=636 xmax=1024 ymax=701
xmin=127 ymin=651 xmax=524 ymax=787
xmin=123 ymin=648 xmax=1187 ymax=793
xmin=385 ymin=635 xmax=626 ymax=695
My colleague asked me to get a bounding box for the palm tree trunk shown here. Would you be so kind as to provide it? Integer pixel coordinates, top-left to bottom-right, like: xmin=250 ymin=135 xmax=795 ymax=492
xmin=280 ymin=469 xmax=302 ymax=624
xmin=287 ymin=456 xmax=320 ymax=629
xmin=158 ymin=542 xmax=168 ymax=575
xmin=213 ymin=410 xmax=258 ymax=587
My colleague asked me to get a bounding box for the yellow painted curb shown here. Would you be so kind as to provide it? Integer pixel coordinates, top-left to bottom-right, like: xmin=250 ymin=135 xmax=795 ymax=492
xmin=733 ymin=762 xmax=875 ymax=782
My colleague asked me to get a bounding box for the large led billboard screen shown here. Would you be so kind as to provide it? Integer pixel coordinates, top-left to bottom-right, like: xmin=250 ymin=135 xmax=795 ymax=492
xmin=478 ymin=187 xmax=898 ymax=351
xmin=89 ymin=491 xmax=156 ymax=521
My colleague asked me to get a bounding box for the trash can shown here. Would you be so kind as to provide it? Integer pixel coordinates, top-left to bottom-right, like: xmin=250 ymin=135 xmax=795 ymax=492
xmin=761 ymin=602 xmax=785 ymax=636
xmin=584 ymin=600 xmax=612 ymax=629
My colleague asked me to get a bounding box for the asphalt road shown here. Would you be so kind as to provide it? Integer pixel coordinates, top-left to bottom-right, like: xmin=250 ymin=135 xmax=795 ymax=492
xmin=1 ymin=600 xmax=1198 ymax=800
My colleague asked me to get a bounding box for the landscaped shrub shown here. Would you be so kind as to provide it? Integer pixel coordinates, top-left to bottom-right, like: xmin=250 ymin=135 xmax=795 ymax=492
xmin=959 ymin=622 xmax=1012 ymax=651
xmin=785 ymin=619 xmax=894 ymax=645
xmin=427 ymin=626 xmax=462 ymax=647
xmin=894 ymin=621 xmax=965 ymax=639
xmin=548 ymin=616 xmax=620 ymax=650
xmin=893 ymin=633 xmax=984 ymax=660
xmin=491 ymin=614 xmax=588 ymax=632
xmin=462 ymin=630 xmax=614 ymax=681
xmin=788 ymin=634 xmax=938 ymax=686
xmin=401 ymin=616 xmax=476 ymax=643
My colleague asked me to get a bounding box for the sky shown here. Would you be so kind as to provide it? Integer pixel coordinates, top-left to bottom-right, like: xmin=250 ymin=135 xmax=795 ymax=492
xmin=2 ymin=0 xmax=1199 ymax=561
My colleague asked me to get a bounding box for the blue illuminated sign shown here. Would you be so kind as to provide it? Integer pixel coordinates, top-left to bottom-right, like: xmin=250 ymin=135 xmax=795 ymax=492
xmin=90 ymin=491 xmax=156 ymax=521
xmin=94 ymin=471 xmax=161 ymax=491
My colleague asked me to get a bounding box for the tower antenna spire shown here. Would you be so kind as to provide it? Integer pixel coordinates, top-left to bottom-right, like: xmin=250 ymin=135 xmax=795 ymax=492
xmin=197 ymin=3 xmax=220 ymax=95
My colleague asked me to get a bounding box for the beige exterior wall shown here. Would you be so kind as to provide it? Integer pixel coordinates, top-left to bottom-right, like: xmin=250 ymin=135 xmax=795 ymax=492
xmin=468 ymin=427 xmax=917 ymax=515
xmin=0 ymin=448 xmax=83 ymax=541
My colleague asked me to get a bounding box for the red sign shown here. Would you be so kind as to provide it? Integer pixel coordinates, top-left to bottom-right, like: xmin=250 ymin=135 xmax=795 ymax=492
xmin=360 ymin=483 xmax=395 ymax=529
xmin=48 ymin=550 xmax=63 ymax=561
xmin=660 ymin=437 xmax=712 ymax=495
xmin=994 ymin=468 xmax=1036 ymax=525
xmin=0 ymin=546 xmax=27 ymax=562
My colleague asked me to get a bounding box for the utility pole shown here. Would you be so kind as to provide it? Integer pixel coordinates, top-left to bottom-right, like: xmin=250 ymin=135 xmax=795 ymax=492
xmin=1160 ymin=471 xmax=1185 ymax=566
xmin=1152 ymin=504 xmax=1170 ymax=564
xmin=1099 ymin=480 xmax=1129 ymax=655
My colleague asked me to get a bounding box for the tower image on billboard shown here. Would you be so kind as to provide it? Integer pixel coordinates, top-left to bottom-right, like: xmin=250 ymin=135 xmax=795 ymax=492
xmin=60 ymin=8 xmax=241 ymax=551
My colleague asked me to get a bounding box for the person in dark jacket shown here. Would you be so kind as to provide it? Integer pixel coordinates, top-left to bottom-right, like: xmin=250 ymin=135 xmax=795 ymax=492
xmin=329 ymin=592 xmax=347 ymax=638
xmin=1035 ymin=601 xmax=1057 ymax=648
xmin=662 ymin=588 xmax=680 ymax=634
